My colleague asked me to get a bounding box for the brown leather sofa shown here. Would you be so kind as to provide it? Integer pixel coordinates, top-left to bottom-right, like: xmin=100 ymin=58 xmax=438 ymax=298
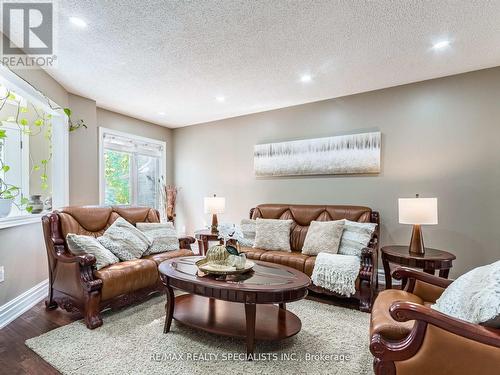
xmin=42 ymin=206 xmax=195 ymax=329
xmin=370 ymin=267 xmax=500 ymax=375
xmin=239 ymin=204 xmax=379 ymax=312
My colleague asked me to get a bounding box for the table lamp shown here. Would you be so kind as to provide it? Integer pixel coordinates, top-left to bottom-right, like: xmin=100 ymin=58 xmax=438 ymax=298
xmin=204 ymin=194 xmax=225 ymax=234
xmin=398 ymin=194 xmax=438 ymax=255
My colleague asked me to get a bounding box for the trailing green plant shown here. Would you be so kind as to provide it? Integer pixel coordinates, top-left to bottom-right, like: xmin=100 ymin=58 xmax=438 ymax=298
xmin=64 ymin=108 xmax=87 ymax=132
xmin=0 ymin=87 xmax=52 ymax=212
xmin=0 ymin=70 xmax=87 ymax=215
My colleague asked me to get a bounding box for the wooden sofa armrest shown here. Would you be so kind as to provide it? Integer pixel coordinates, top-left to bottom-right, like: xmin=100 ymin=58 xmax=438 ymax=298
xmin=43 ymin=214 xmax=97 ymax=267
xmin=178 ymin=236 xmax=196 ymax=250
xmin=54 ymin=248 xmax=97 ymax=267
xmin=360 ymin=236 xmax=378 ymax=282
xmin=390 ymin=301 xmax=500 ymax=347
xmin=392 ymin=267 xmax=453 ymax=289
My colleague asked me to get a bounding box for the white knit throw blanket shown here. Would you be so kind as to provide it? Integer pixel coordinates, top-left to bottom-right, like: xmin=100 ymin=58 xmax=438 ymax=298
xmin=311 ymin=252 xmax=360 ymax=297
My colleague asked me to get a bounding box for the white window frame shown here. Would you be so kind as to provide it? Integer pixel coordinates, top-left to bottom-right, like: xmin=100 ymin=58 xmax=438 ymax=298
xmin=98 ymin=127 xmax=166 ymax=209
xmin=0 ymin=65 xmax=69 ymax=229
xmin=0 ymin=121 xmax=30 ymax=199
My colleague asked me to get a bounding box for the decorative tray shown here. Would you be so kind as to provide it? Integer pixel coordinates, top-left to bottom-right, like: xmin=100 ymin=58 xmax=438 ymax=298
xmin=195 ymin=258 xmax=255 ymax=275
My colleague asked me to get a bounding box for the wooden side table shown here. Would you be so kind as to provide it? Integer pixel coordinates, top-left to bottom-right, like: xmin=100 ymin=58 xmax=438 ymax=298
xmin=381 ymin=246 xmax=456 ymax=289
xmin=194 ymin=229 xmax=223 ymax=255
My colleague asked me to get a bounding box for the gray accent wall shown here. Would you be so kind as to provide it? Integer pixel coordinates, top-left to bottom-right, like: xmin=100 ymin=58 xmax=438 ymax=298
xmin=173 ymin=67 xmax=500 ymax=277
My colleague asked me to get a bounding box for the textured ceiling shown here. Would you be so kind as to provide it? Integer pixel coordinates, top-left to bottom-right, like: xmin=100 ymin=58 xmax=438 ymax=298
xmin=48 ymin=0 xmax=500 ymax=127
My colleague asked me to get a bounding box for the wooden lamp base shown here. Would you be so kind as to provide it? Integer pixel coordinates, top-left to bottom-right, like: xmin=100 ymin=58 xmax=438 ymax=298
xmin=409 ymin=224 xmax=425 ymax=255
xmin=210 ymin=213 xmax=218 ymax=234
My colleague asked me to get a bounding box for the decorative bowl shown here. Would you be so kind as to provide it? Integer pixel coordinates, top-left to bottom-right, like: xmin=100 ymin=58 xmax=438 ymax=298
xmin=196 ymin=257 xmax=255 ymax=275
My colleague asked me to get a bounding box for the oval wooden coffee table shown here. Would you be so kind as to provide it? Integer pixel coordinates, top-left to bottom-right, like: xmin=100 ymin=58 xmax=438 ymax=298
xmin=158 ymin=256 xmax=311 ymax=356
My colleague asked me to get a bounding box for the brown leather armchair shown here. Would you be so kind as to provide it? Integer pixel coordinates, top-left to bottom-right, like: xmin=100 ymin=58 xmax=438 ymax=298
xmin=42 ymin=206 xmax=195 ymax=329
xmin=370 ymin=267 xmax=500 ymax=375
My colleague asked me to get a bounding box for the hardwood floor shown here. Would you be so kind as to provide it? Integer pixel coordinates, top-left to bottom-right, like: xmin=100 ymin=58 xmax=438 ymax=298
xmin=0 ymin=291 xmax=377 ymax=374
xmin=0 ymin=302 xmax=81 ymax=374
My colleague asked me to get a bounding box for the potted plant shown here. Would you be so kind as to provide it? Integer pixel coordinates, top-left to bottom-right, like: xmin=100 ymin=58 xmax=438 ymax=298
xmin=0 ymin=176 xmax=16 ymax=218
xmin=0 ymin=165 xmax=31 ymax=218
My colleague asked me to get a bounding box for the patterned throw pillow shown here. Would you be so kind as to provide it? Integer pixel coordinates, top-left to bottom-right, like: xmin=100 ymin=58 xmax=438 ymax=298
xmin=97 ymin=218 xmax=151 ymax=261
xmin=137 ymin=222 xmax=179 ymax=255
xmin=66 ymin=234 xmax=119 ymax=270
xmin=432 ymin=260 xmax=500 ymax=327
xmin=239 ymin=219 xmax=256 ymax=247
xmin=253 ymin=218 xmax=293 ymax=252
xmin=338 ymin=219 xmax=377 ymax=257
xmin=301 ymin=220 xmax=345 ymax=256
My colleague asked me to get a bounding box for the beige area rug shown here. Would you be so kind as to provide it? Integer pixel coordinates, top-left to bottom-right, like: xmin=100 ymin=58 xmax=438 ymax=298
xmin=26 ymin=296 xmax=373 ymax=374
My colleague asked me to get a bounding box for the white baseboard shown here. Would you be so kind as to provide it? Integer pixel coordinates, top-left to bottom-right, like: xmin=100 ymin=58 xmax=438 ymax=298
xmin=0 ymin=279 xmax=49 ymax=329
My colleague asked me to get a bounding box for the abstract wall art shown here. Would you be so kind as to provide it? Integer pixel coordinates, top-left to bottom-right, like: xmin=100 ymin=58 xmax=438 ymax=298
xmin=254 ymin=131 xmax=381 ymax=177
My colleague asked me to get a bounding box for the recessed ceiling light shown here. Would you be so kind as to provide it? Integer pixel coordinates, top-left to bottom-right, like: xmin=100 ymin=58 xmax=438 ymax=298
xmin=432 ymin=40 xmax=451 ymax=50
xmin=215 ymin=96 xmax=225 ymax=102
xmin=158 ymin=111 xmax=166 ymax=116
xmin=300 ymin=74 xmax=312 ymax=83
xmin=69 ymin=17 xmax=87 ymax=28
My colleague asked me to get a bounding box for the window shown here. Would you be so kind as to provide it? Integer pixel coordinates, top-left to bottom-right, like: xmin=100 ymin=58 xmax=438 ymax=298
xmin=0 ymin=65 xmax=68 ymax=228
xmin=99 ymin=128 xmax=166 ymax=210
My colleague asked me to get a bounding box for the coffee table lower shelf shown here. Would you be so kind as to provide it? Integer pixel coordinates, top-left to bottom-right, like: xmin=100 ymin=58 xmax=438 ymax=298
xmin=173 ymin=294 xmax=301 ymax=347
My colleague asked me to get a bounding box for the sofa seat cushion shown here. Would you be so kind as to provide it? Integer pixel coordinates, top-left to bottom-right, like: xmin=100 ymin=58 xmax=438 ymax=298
xmin=143 ymin=249 xmax=194 ymax=265
xmin=238 ymin=246 xmax=266 ymax=260
xmin=94 ymin=259 xmax=159 ymax=301
xmin=259 ymin=251 xmax=309 ymax=272
xmin=370 ymin=289 xmax=423 ymax=340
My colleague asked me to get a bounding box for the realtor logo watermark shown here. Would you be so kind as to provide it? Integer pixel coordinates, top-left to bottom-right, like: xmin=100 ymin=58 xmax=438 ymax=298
xmin=1 ymin=0 xmax=57 ymax=68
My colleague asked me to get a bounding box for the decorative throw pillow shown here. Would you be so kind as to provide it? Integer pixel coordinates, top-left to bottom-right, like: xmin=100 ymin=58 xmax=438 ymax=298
xmin=239 ymin=219 xmax=256 ymax=247
xmin=301 ymin=220 xmax=345 ymax=256
xmin=432 ymin=260 xmax=500 ymax=327
xmin=137 ymin=222 xmax=179 ymax=255
xmin=338 ymin=219 xmax=377 ymax=257
xmin=66 ymin=234 xmax=119 ymax=270
xmin=253 ymin=218 xmax=292 ymax=252
xmin=97 ymin=218 xmax=151 ymax=261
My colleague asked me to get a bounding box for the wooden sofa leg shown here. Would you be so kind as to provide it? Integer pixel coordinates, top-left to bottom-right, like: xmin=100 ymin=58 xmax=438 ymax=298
xmin=84 ymin=291 xmax=103 ymax=329
xmin=45 ymin=286 xmax=58 ymax=310
xmin=359 ymin=280 xmax=373 ymax=313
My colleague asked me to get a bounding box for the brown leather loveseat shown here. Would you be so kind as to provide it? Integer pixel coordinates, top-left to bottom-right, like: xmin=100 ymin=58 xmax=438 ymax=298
xmin=42 ymin=206 xmax=195 ymax=329
xmin=239 ymin=204 xmax=379 ymax=311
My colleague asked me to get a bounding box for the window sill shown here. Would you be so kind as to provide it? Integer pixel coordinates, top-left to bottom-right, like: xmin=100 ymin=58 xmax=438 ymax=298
xmin=0 ymin=213 xmax=46 ymax=229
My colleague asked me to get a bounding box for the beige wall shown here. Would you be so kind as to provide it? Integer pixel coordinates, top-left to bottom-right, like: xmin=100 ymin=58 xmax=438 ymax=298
xmin=68 ymin=94 xmax=98 ymax=205
xmin=173 ymin=67 xmax=500 ymax=277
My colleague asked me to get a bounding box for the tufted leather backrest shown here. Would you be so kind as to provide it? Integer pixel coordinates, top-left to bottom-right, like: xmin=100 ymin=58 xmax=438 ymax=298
xmin=251 ymin=204 xmax=378 ymax=252
xmin=58 ymin=205 xmax=160 ymax=238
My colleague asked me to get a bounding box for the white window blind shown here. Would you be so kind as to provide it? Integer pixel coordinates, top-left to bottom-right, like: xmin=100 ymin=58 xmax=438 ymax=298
xmin=102 ymin=133 xmax=164 ymax=157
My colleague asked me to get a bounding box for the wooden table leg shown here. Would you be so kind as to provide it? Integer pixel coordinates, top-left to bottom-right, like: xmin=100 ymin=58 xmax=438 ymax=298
xmin=163 ymin=284 xmax=175 ymax=333
xmin=382 ymin=256 xmax=392 ymax=289
xmin=202 ymin=237 xmax=209 ymax=256
xmin=439 ymin=269 xmax=450 ymax=278
xmin=423 ymin=268 xmax=435 ymax=275
xmin=245 ymin=303 xmax=256 ymax=358
xmin=279 ymin=303 xmax=286 ymax=310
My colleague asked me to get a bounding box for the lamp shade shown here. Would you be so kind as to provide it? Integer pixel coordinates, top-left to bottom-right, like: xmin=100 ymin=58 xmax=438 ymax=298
xmin=398 ymin=197 xmax=438 ymax=225
xmin=204 ymin=196 xmax=225 ymax=214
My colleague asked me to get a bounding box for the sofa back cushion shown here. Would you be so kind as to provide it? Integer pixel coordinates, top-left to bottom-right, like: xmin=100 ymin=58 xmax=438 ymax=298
xmin=58 ymin=206 xmax=160 ymax=239
xmin=251 ymin=204 xmax=375 ymax=252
